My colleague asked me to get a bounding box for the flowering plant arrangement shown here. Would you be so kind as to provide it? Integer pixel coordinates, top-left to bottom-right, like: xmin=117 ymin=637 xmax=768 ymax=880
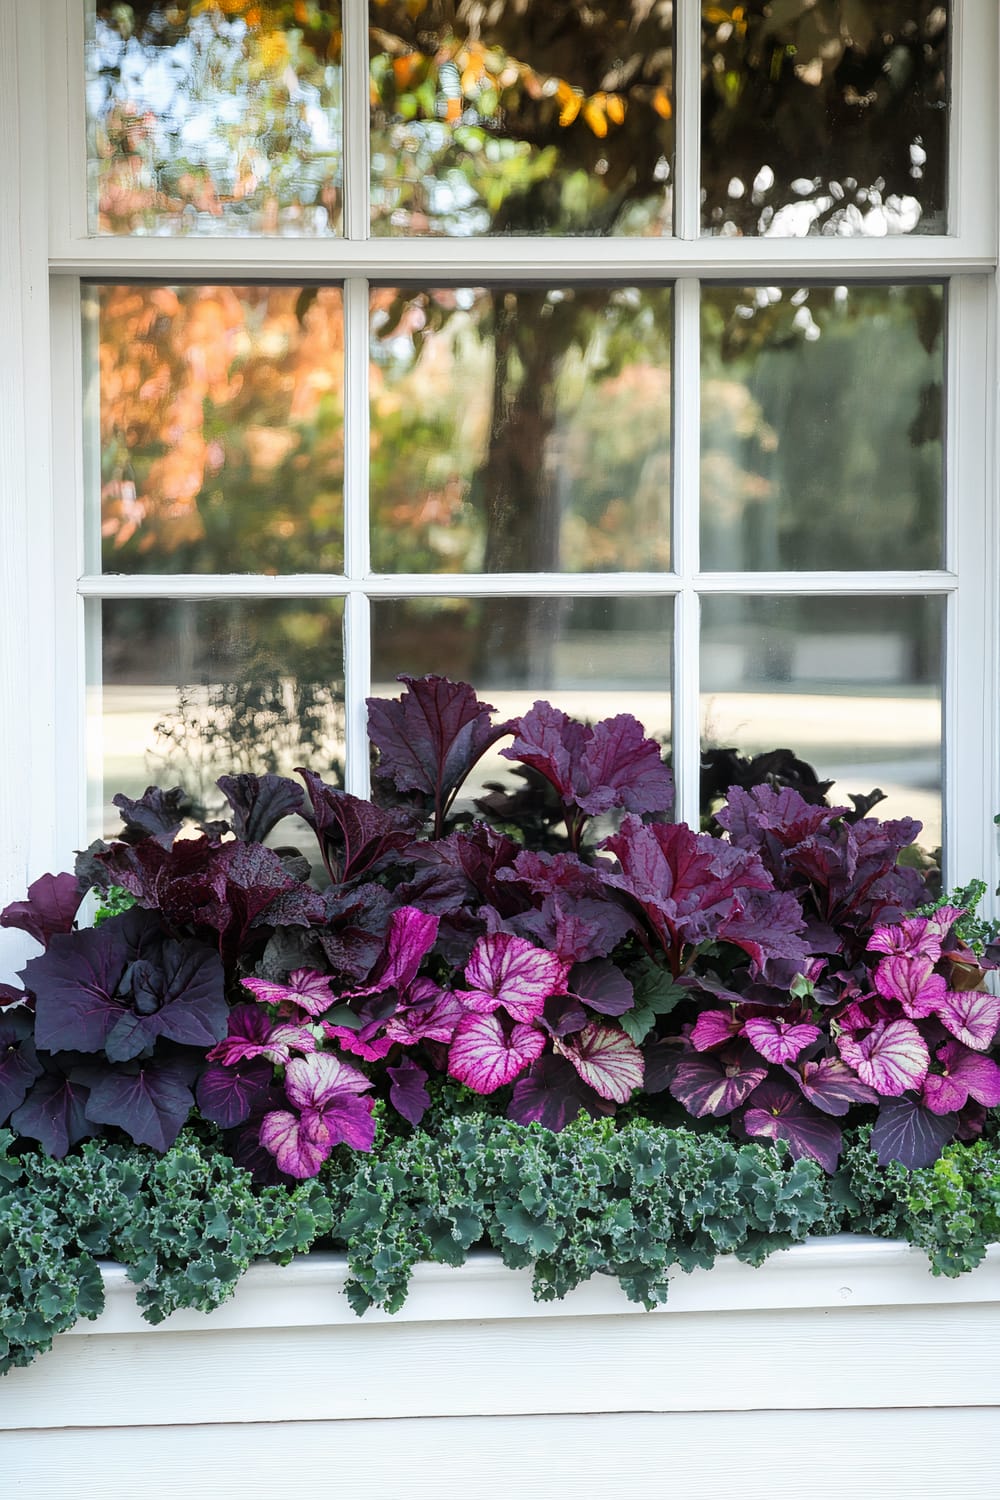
xmin=3 ymin=674 xmax=998 ymax=1184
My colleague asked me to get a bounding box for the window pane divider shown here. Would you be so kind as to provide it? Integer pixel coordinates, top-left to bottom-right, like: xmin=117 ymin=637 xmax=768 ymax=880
xmin=342 ymin=0 xmax=370 ymax=240
xmin=672 ymin=277 xmax=700 ymax=825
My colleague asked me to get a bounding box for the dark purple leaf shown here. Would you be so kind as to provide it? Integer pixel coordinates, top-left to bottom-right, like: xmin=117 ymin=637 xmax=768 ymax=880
xmin=1 ymin=872 xmax=84 ymax=949
xmin=84 ymin=1061 xmax=195 ymax=1151
xmin=0 ymin=1012 xmax=43 ymax=1122
xmin=713 ymin=889 xmax=810 ymax=977
xmin=0 ymin=984 xmax=30 ymax=1009
xmin=25 ymin=922 xmax=134 ymax=1054
xmin=216 ymin=773 xmax=304 ymax=843
xmin=368 ymin=675 xmax=508 ymax=833
xmin=112 ymin=787 xmax=188 ymax=847
xmin=568 ymin=959 xmax=634 ymax=1016
xmin=196 ymin=1059 xmax=274 ymax=1129
xmin=507 ymin=1054 xmax=613 ymax=1130
xmin=872 ymin=1095 xmax=959 ymax=1169
xmin=298 ymin=770 xmax=414 ymax=885
xmin=574 ymin=715 xmax=674 ymax=817
xmin=668 ymin=1042 xmax=768 ymax=1118
xmin=10 ymin=1073 xmax=96 ymax=1158
xmin=642 ymin=1039 xmax=681 ymax=1095
xmin=387 ymin=1061 xmax=431 ymax=1126
xmin=105 ymin=938 xmax=227 ymax=1062
xmin=319 ymin=883 xmax=397 ymax=982
xmin=742 ymin=1080 xmax=843 ymax=1172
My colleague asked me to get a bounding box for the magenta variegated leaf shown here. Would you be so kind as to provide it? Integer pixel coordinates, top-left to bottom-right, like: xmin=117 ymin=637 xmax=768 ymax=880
xmin=259 ymin=1109 xmax=333 ymax=1179
xmin=555 ymin=1022 xmax=644 ymax=1103
xmin=241 ymin=968 xmax=335 ymax=1017
xmin=448 ymin=1012 xmax=545 ymax=1094
xmin=207 ymin=1003 xmax=315 ymax=1067
xmin=742 ymin=1080 xmax=843 ymax=1173
xmin=838 ymin=1018 xmax=929 ymax=1097
xmin=869 ymin=916 xmax=946 ymax=962
xmin=456 ymin=933 xmax=568 ymax=1023
xmin=668 ymin=1043 xmax=769 ymax=1118
xmin=921 ymin=1070 xmax=969 ymax=1116
xmin=741 ymin=1016 xmax=821 ymax=1065
xmin=792 ymin=1056 xmax=880 ymax=1116
xmin=872 ymin=1095 xmax=959 ymax=1169
xmin=355 ymin=906 xmax=439 ymax=998
xmin=387 ymin=1061 xmax=431 ymax=1126
xmin=934 ymin=987 xmax=1000 ymax=1051
xmin=691 ymin=1009 xmax=742 ymax=1051
xmin=383 ymin=985 xmax=463 ymax=1047
xmin=259 ymin=1052 xmax=376 ymax=1176
xmin=871 ymin=954 xmax=946 ymax=1019
xmin=923 ymin=1039 xmax=1000 ymax=1114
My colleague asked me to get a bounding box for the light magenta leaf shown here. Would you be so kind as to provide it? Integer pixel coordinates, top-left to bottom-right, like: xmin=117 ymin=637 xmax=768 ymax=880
xmin=448 ymin=1012 xmax=545 ymax=1094
xmin=838 ymin=1018 xmax=929 ymax=1097
xmin=241 ymin=968 xmax=334 ymax=1017
xmin=871 ymin=954 xmax=946 ymax=1019
xmin=207 ymin=1003 xmax=315 ymax=1066
xmin=741 ymin=1016 xmax=820 ymax=1065
xmin=928 ymin=1039 xmax=1000 ymax=1109
xmin=691 ymin=1009 xmax=742 ymax=1051
xmin=456 ymin=933 xmax=568 ymax=1023
xmin=283 ymin=1051 xmax=373 ymax=1111
xmin=259 ymin=1108 xmax=332 ymax=1179
xmin=384 ymin=985 xmax=464 ymax=1046
xmin=934 ymin=988 xmax=1000 ymax=1051
xmin=793 ymin=1056 xmax=879 ymax=1116
xmin=555 ymin=1022 xmax=644 ymax=1103
xmin=355 ymin=906 xmax=439 ymax=997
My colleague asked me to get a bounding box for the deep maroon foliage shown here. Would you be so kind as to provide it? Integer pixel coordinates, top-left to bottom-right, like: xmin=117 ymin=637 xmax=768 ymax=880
xmin=2 ymin=675 xmax=996 ymax=1177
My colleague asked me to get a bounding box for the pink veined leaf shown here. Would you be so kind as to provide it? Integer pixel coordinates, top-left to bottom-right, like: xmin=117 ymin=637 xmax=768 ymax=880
xmin=871 ymin=954 xmax=947 ymax=1019
xmin=868 ymin=917 xmax=943 ymax=962
xmin=241 ymin=968 xmax=335 ymax=1018
xmin=742 ymin=1080 xmax=843 ymax=1173
xmin=837 ymin=1018 xmax=930 ymax=1097
xmin=691 ymin=1009 xmax=742 ymax=1051
xmin=792 ymin=1056 xmax=880 ymax=1116
xmin=206 ymin=1003 xmax=316 ymax=1066
xmin=384 ymin=986 xmax=464 ymax=1046
xmin=456 ymin=933 xmax=569 ymax=1023
xmin=924 ymin=1039 xmax=1000 ymax=1111
xmin=259 ymin=1109 xmax=333 ymax=1179
xmin=283 ymin=1051 xmax=373 ymax=1112
xmin=320 ymin=1021 xmax=394 ymax=1062
xmin=921 ymin=1071 xmax=970 ymax=1115
xmin=352 ymin=906 xmax=440 ymax=998
xmin=934 ymin=987 xmax=1000 ymax=1051
xmin=741 ymin=1016 xmax=821 ymax=1065
xmin=448 ymin=1012 xmax=546 ymax=1094
xmin=554 ymin=1022 xmax=644 ymax=1103
xmin=668 ymin=1044 xmax=769 ymax=1118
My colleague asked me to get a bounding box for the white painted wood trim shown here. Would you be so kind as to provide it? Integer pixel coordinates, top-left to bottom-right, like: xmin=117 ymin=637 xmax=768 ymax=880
xmin=70 ymin=1237 xmax=1000 ymax=1338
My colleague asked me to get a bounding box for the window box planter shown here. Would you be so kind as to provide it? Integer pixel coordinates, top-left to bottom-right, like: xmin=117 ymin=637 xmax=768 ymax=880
xmin=4 ymin=1237 xmax=999 ymax=1500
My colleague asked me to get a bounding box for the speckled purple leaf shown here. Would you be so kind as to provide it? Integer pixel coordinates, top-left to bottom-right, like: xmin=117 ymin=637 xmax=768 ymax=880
xmin=508 ymin=1055 xmax=612 ymax=1130
xmin=567 ymin=960 xmax=634 ymax=1016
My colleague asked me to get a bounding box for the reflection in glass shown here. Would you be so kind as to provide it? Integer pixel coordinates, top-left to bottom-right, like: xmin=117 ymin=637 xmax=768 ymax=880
xmin=372 ymin=595 xmax=673 ymax=807
xmin=92 ymin=284 xmax=345 ymax=575
xmin=700 ymin=595 xmax=943 ymax=847
xmin=701 ymin=284 xmax=944 ymax=571
xmin=93 ymin=598 xmax=345 ymax=840
xmin=369 ymin=2 xmax=673 ymax=236
xmin=702 ymin=1 xmax=948 ymax=237
xmin=371 ymin=286 xmax=672 ymax=573
xmin=87 ymin=2 xmax=343 ymax=236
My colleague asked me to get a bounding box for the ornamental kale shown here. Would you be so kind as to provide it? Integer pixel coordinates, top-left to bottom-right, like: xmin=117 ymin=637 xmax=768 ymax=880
xmin=2 ymin=675 xmax=997 ymax=1181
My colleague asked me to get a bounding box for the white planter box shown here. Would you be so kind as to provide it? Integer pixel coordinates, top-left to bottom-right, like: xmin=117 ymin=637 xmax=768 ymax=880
xmin=4 ymin=1237 xmax=999 ymax=1500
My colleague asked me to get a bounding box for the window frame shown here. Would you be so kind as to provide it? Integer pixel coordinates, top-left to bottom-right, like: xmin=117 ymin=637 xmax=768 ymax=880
xmin=1 ymin=0 xmax=998 ymax=981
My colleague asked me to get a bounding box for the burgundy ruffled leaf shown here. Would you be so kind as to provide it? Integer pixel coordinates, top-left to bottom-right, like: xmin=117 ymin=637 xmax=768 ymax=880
xmin=574 ymin=714 xmax=674 ymax=817
xmin=508 ymin=1054 xmax=612 ymax=1131
xmin=668 ymin=1042 xmax=769 ymax=1118
xmin=112 ymin=787 xmax=188 ymax=848
xmin=742 ymin=1080 xmax=843 ymax=1173
xmin=83 ymin=1061 xmax=196 ymax=1151
xmin=319 ymin=883 xmax=397 ymax=983
xmin=872 ymin=1095 xmax=959 ymax=1169
xmin=10 ymin=1073 xmax=96 ymax=1158
xmin=196 ymin=1059 xmax=274 ymax=1129
xmin=216 ymin=773 xmax=304 ymax=843
xmin=368 ymin=675 xmax=508 ymax=834
xmin=298 ymin=771 xmax=414 ymax=885
xmin=387 ymin=1060 xmax=431 ymax=1126
xmin=1 ymin=872 xmax=85 ymax=949
xmin=713 ymin=889 xmax=810 ymax=977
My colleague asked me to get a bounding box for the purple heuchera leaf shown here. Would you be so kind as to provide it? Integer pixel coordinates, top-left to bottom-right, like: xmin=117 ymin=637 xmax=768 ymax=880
xmin=112 ymin=787 xmax=187 ymax=848
xmin=838 ymin=1017 xmax=930 ymax=1097
xmin=934 ymin=988 xmax=1000 ymax=1051
xmin=297 ymin=771 xmax=414 ymax=885
xmin=742 ymin=1080 xmax=844 ymax=1173
xmin=791 ymin=1056 xmax=879 ymax=1116
xmin=196 ymin=1059 xmax=274 ymax=1129
xmin=1 ymin=872 xmax=84 ymax=949
xmin=216 ymin=773 xmax=304 ymax=844
xmin=508 ymin=1054 xmax=613 ymax=1131
xmin=872 ymin=1095 xmax=959 ymax=1169
xmin=713 ymin=889 xmax=811 ymax=977
xmin=872 ymin=954 xmax=947 ymax=1019
xmin=456 ymin=933 xmax=568 ymax=1023
xmin=319 ymin=883 xmax=397 ymax=982
xmin=742 ymin=1016 xmax=821 ymax=1065
xmin=555 ymin=1021 xmax=644 ymax=1103
xmin=242 ymin=968 xmax=334 ymax=1018
xmin=83 ymin=1061 xmax=195 ymax=1151
xmin=668 ymin=1043 xmax=769 ymax=1118
xmin=448 ymin=1012 xmax=545 ymax=1093
xmin=387 ymin=1060 xmax=431 ymax=1126
xmin=368 ymin=675 xmax=509 ymax=833
xmin=260 ymin=1052 xmax=375 ymax=1177
xmin=10 ymin=1073 xmax=96 ymax=1158
xmin=501 ymin=702 xmax=673 ymax=821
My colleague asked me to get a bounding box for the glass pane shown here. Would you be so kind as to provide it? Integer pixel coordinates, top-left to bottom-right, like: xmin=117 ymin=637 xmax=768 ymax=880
xmin=700 ymin=595 xmax=943 ymax=848
xmin=91 ymin=284 xmax=345 ymax=575
xmin=702 ymin=1 xmax=949 ymax=237
xmin=369 ymin=2 xmax=674 ymax=236
xmin=701 ymin=284 xmax=944 ymax=571
xmin=371 ymin=596 xmax=673 ymax=807
xmin=93 ymin=598 xmax=345 ymax=840
xmin=87 ymin=2 xmax=343 ymax=236
xmin=371 ymin=286 xmax=672 ymax=573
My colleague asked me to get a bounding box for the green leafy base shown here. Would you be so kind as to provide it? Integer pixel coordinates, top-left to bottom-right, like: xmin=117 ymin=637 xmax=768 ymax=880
xmin=3 ymin=1106 xmax=1000 ymax=1376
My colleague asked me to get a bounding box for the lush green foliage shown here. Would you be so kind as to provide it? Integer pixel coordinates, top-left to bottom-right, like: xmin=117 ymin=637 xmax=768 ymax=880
xmin=3 ymin=1108 xmax=999 ymax=1377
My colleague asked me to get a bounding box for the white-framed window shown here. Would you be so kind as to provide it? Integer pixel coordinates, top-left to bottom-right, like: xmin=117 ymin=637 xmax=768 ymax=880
xmin=1 ymin=0 xmax=998 ymax=980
